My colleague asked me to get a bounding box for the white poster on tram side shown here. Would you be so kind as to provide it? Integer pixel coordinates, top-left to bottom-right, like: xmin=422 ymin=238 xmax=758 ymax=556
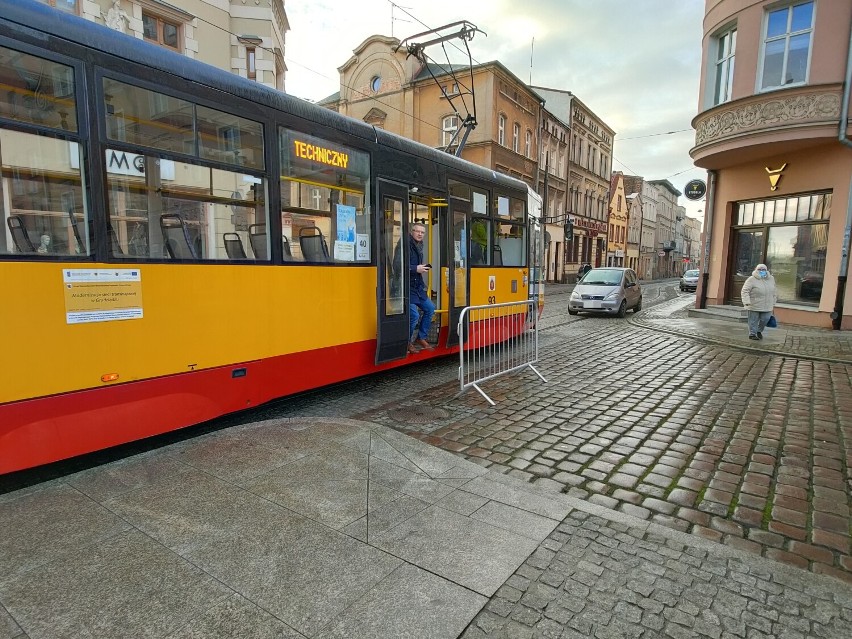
xmin=334 ymin=241 xmax=355 ymax=262
xmin=63 ymin=269 xmax=143 ymax=324
xmin=356 ymin=233 xmax=370 ymax=261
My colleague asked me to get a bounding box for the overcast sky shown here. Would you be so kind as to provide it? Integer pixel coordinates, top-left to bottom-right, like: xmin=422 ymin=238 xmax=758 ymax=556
xmin=284 ymin=0 xmax=707 ymax=221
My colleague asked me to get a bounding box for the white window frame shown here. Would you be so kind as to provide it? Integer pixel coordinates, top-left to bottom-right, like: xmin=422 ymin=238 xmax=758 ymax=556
xmin=758 ymin=1 xmax=814 ymax=92
xmin=525 ymin=130 xmax=532 ymax=158
xmin=712 ymin=25 xmax=737 ymax=105
xmin=498 ymin=114 xmax=506 ymax=146
xmin=512 ymin=122 xmax=520 ymax=152
xmin=442 ymin=115 xmax=459 ymax=147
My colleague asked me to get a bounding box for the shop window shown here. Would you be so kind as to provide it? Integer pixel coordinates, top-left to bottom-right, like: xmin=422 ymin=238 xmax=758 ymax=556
xmin=733 ymin=191 xmax=830 ymax=306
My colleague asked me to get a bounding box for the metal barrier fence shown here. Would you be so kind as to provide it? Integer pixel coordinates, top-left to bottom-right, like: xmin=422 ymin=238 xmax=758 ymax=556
xmin=458 ymin=300 xmax=547 ymax=405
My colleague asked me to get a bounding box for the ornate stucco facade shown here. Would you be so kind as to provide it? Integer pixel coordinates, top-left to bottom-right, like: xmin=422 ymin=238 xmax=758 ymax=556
xmin=691 ymin=0 xmax=852 ymax=329
xmin=40 ymin=0 xmax=288 ymax=91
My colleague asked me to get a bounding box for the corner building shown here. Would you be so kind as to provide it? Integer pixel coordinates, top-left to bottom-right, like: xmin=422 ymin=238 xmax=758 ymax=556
xmin=691 ymin=0 xmax=852 ymax=329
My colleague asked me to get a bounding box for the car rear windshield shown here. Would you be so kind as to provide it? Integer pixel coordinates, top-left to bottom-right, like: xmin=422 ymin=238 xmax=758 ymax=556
xmin=581 ymin=269 xmax=623 ymax=286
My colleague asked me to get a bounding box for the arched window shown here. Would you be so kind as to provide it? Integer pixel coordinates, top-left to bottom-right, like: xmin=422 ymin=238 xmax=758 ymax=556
xmin=442 ymin=115 xmax=459 ymax=147
xmin=525 ymin=130 xmax=532 ymax=158
xmin=512 ymin=122 xmax=520 ymax=152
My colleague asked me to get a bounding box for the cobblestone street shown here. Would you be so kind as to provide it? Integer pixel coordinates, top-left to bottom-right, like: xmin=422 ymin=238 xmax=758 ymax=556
xmin=263 ymin=281 xmax=852 ymax=584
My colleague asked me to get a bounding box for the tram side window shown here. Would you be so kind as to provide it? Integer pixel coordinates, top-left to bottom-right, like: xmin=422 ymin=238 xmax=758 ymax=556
xmin=469 ymin=217 xmax=491 ymax=266
xmin=0 ymin=46 xmax=87 ymax=258
xmin=101 ymin=78 xmax=268 ymax=261
xmin=106 ymin=153 xmax=268 ymax=260
xmin=0 ymin=131 xmax=88 ymax=257
xmin=494 ymin=195 xmax=526 ymax=266
xmin=280 ymin=128 xmax=370 ymax=264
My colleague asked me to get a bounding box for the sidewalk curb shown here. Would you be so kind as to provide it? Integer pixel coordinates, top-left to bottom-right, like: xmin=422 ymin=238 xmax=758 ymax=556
xmin=628 ymin=297 xmax=852 ymax=365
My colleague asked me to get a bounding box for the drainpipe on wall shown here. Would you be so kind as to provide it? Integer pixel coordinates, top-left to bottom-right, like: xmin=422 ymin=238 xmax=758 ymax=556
xmin=698 ymin=169 xmax=717 ymax=310
xmin=833 ymin=18 xmax=852 ymax=329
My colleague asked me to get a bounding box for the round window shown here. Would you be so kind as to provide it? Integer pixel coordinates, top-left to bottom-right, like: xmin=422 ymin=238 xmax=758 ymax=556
xmin=371 ymin=76 xmax=382 ymax=93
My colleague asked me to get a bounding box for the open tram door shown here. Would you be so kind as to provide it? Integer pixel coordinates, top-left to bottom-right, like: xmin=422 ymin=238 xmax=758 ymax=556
xmin=445 ymin=193 xmax=470 ymax=347
xmin=376 ymin=180 xmax=410 ymax=363
xmin=376 ymin=180 xmax=448 ymax=363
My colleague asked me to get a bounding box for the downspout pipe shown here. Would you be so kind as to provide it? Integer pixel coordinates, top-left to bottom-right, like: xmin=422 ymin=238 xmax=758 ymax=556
xmin=832 ymin=17 xmax=852 ymax=329
xmin=698 ymin=170 xmax=716 ymax=310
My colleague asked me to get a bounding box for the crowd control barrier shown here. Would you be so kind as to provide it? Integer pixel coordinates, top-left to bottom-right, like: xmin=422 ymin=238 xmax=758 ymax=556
xmin=457 ymin=300 xmax=547 ymax=405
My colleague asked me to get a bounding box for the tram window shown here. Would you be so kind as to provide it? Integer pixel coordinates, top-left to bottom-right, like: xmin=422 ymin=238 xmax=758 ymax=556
xmin=0 ymin=130 xmax=88 ymax=257
xmin=0 ymin=46 xmax=77 ymax=132
xmin=509 ymin=197 xmax=525 ymax=221
xmin=196 ymin=105 xmax=264 ymax=170
xmin=103 ymin=79 xmax=193 ymax=155
xmin=495 ymin=222 xmax=527 ymax=266
xmin=469 ymin=217 xmax=491 ymax=266
xmin=472 ymin=190 xmax=488 ymax=215
xmin=105 ymin=151 xmax=268 ymax=261
xmin=279 ymin=128 xmax=371 ymax=264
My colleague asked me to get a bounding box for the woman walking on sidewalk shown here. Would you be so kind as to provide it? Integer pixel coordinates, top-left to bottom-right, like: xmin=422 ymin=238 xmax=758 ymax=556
xmin=741 ymin=263 xmax=777 ymax=340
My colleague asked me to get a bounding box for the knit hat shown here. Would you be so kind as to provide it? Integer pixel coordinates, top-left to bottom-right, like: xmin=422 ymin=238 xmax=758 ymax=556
xmin=756 ymin=264 xmax=768 ymax=271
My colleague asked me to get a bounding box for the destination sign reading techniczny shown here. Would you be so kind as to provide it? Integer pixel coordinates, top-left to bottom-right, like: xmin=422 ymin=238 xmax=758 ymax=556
xmin=293 ymin=140 xmax=349 ymax=168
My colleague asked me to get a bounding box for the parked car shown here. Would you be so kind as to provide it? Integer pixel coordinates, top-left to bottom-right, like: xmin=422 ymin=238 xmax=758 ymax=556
xmin=568 ymin=267 xmax=642 ymax=317
xmin=680 ymin=269 xmax=699 ymax=292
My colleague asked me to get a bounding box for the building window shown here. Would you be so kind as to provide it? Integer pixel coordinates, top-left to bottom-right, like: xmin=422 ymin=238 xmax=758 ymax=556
xmin=713 ymin=26 xmax=736 ymax=105
xmin=512 ymin=123 xmax=520 ymax=152
xmin=246 ymin=47 xmax=256 ymax=80
xmin=370 ymin=76 xmax=382 ymax=93
xmin=442 ymin=115 xmax=458 ymax=147
xmin=498 ymin=114 xmax=506 ymax=146
xmin=39 ymin=0 xmax=78 ymax=13
xmin=760 ymin=1 xmax=813 ymax=91
xmin=525 ymin=130 xmax=532 ymax=158
xmin=143 ymin=12 xmax=181 ymax=50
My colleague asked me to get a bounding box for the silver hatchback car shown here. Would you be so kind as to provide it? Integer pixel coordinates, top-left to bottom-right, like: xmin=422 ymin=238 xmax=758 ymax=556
xmin=568 ymin=267 xmax=642 ymax=317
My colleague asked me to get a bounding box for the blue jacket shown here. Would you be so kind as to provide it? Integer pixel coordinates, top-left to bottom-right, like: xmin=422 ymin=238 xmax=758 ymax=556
xmin=409 ymin=236 xmax=428 ymax=303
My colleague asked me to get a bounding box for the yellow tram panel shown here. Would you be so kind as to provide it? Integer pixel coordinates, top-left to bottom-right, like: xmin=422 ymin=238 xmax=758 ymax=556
xmin=0 ymin=262 xmax=377 ymax=404
xmin=468 ymin=267 xmax=529 ymax=307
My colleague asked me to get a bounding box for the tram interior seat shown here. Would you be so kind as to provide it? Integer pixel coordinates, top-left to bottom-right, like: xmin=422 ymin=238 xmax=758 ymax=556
xmin=69 ymin=210 xmax=124 ymax=256
xmin=160 ymin=213 xmax=198 ymax=260
xmin=282 ymin=235 xmax=292 ymax=261
xmin=7 ymin=215 xmax=36 ymax=253
xmin=223 ymin=232 xmax=247 ymax=259
xmin=109 ymin=226 xmax=124 ymax=256
xmin=299 ymin=227 xmax=330 ymax=262
xmin=69 ymin=210 xmax=89 ymax=255
xmin=248 ymin=223 xmax=267 ymax=260
xmin=493 ymin=245 xmax=503 ymax=266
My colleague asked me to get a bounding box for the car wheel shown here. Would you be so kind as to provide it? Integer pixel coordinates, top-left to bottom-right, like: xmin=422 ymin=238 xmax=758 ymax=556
xmin=616 ymin=300 xmax=627 ymax=318
xmin=633 ymin=297 xmax=642 ymax=313
xmin=568 ymin=309 xmax=578 ymax=316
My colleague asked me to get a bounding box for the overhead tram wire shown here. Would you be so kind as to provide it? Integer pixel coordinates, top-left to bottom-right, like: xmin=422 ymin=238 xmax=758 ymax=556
xmin=185 ymin=12 xmax=447 ymax=137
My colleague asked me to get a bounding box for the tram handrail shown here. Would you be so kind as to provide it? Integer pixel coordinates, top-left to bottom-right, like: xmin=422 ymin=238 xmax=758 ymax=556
xmin=457 ymin=300 xmax=547 ymax=405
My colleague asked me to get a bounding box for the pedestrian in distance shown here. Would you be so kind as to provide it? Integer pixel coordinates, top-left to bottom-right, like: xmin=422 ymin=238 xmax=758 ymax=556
xmin=741 ymin=263 xmax=777 ymax=340
xmin=406 ymin=223 xmax=435 ymax=354
xmin=578 ymin=263 xmax=592 ymax=279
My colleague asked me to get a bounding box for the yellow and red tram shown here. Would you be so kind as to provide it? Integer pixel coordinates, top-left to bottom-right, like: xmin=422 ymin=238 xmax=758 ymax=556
xmin=0 ymin=0 xmax=543 ymax=475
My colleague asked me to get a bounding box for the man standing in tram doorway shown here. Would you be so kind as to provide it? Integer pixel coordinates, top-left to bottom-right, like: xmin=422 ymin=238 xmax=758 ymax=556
xmin=407 ymin=223 xmax=435 ymax=354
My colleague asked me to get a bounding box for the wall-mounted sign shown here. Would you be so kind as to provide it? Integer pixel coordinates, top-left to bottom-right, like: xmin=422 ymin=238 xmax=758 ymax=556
xmin=766 ymin=163 xmax=787 ymax=191
xmin=684 ymin=179 xmax=706 ymax=201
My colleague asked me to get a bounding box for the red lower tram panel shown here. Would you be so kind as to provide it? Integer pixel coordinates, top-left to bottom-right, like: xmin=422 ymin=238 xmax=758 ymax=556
xmin=0 ymin=338 xmax=453 ymax=475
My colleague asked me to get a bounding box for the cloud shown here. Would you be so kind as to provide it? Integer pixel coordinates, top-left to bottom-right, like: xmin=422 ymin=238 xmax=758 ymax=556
xmin=285 ymin=0 xmax=708 ymax=219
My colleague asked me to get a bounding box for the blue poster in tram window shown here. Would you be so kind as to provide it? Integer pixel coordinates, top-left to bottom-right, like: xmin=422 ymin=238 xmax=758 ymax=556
xmin=336 ymin=204 xmax=356 ymax=242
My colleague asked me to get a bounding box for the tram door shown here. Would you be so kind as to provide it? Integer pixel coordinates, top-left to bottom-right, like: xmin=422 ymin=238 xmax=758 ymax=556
xmin=446 ymin=195 xmax=470 ymax=347
xmin=376 ymin=181 xmax=410 ymax=364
